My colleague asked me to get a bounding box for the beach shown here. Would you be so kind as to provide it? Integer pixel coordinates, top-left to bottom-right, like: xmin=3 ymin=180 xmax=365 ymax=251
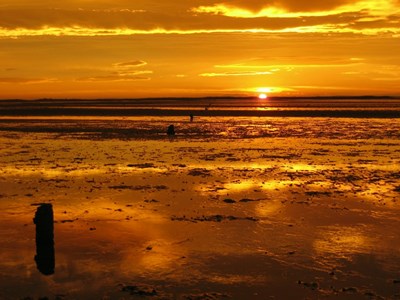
xmin=0 ymin=98 xmax=400 ymax=299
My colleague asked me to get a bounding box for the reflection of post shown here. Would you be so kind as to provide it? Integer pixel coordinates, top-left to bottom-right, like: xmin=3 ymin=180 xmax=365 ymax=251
xmin=33 ymin=203 xmax=55 ymax=275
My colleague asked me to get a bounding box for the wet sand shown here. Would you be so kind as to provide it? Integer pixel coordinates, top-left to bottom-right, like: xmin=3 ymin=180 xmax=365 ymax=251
xmin=0 ymin=107 xmax=400 ymax=299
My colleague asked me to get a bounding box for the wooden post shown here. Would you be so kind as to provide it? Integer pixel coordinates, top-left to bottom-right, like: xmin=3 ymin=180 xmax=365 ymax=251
xmin=33 ymin=203 xmax=55 ymax=275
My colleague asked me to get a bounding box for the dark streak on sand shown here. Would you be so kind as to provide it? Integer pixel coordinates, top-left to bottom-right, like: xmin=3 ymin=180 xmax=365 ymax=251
xmin=171 ymin=214 xmax=259 ymax=222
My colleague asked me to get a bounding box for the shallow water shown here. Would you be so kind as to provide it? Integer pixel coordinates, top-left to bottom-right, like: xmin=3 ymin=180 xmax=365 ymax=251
xmin=0 ymin=114 xmax=400 ymax=299
xmin=1 ymin=116 xmax=400 ymax=140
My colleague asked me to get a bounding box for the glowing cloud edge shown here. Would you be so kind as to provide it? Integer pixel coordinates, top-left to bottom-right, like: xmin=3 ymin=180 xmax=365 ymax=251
xmin=0 ymin=25 xmax=399 ymax=37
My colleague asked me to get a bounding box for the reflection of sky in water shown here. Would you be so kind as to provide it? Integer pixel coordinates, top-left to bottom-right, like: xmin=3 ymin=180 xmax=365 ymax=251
xmin=282 ymin=163 xmax=330 ymax=171
xmin=313 ymin=226 xmax=370 ymax=257
xmin=223 ymin=181 xmax=256 ymax=192
xmin=255 ymin=201 xmax=283 ymax=217
xmin=218 ymin=179 xmax=303 ymax=192
xmin=1 ymin=115 xmax=400 ymax=140
xmin=0 ymin=116 xmax=400 ymax=298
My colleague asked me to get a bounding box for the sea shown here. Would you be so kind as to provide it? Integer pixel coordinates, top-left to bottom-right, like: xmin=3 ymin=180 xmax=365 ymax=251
xmin=0 ymin=97 xmax=399 ymax=140
xmin=0 ymin=97 xmax=400 ymax=299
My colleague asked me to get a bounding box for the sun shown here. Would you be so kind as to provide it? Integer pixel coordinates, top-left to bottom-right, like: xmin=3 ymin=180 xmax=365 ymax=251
xmin=258 ymin=93 xmax=268 ymax=100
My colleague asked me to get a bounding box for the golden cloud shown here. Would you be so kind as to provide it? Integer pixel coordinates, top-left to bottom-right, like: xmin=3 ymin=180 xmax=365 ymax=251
xmin=1 ymin=24 xmax=399 ymax=37
xmin=199 ymin=71 xmax=273 ymax=77
xmin=76 ymin=75 xmax=151 ymax=82
xmin=196 ymin=0 xmax=354 ymax=13
xmin=77 ymin=68 xmax=152 ymax=81
xmin=192 ymin=0 xmax=400 ymax=18
xmin=0 ymin=2 xmax=399 ymax=37
xmin=113 ymin=60 xmax=147 ymax=67
xmin=0 ymin=77 xmax=56 ymax=84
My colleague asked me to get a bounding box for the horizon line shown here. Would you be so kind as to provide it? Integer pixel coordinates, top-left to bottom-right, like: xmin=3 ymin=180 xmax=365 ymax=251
xmin=1 ymin=95 xmax=399 ymax=102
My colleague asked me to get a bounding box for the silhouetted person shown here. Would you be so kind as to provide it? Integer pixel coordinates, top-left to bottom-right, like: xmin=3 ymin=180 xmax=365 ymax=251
xmin=190 ymin=114 xmax=194 ymax=122
xmin=33 ymin=203 xmax=55 ymax=275
xmin=167 ymin=124 xmax=175 ymax=136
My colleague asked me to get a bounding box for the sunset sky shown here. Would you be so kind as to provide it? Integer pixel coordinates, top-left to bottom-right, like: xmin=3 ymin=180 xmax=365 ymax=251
xmin=0 ymin=0 xmax=399 ymax=99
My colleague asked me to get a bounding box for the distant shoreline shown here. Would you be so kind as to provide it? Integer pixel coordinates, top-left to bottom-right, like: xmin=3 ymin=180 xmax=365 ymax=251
xmin=1 ymin=97 xmax=399 ymax=118
xmin=0 ymin=108 xmax=399 ymax=118
xmin=0 ymin=95 xmax=399 ymax=103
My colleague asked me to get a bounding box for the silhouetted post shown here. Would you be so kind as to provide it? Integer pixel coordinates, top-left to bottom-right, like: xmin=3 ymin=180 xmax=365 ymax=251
xmin=190 ymin=114 xmax=194 ymax=122
xmin=33 ymin=203 xmax=55 ymax=275
xmin=167 ymin=125 xmax=175 ymax=136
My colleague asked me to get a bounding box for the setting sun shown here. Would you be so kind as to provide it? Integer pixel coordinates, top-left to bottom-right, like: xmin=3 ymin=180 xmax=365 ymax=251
xmin=258 ymin=93 xmax=268 ymax=100
xmin=0 ymin=0 xmax=400 ymax=299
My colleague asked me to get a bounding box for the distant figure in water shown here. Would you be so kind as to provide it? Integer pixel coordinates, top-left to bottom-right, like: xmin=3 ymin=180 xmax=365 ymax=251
xmin=190 ymin=114 xmax=194 ymax=122
xmin=167 ymin=124 xmax=175 ymax=136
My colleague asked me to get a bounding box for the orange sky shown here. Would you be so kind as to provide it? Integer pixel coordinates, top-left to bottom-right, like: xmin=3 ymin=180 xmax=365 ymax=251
xmin=0 ymin=0 xmax=399 ymax=99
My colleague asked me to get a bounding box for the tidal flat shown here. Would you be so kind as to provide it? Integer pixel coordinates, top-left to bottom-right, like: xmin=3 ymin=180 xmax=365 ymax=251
xmin=0 ymin=113 xmax=400 ymax=299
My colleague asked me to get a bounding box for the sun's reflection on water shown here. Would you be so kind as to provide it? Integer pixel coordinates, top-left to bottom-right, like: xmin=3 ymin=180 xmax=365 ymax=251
xmin=223 ymin=181 xmax=256 ymax=192
xmin=313 ymin=226 xmax=371 ymax=257
xmin=255 ymin=201 xmax=283 ymax=217
xmin=0 ymin=165 xmax=166 ymax=178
